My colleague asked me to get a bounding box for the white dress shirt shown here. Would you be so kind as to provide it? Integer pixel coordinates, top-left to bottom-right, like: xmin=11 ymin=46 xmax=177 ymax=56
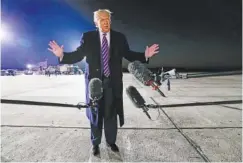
xmin=99 ymin=30 xmax=110 ymax=48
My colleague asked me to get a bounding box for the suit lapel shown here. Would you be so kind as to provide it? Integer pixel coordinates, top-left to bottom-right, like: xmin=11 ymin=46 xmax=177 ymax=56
xmin=93 ymin=30 xmax=102 ymax=75
xmin=109 ymin=30 xmax=114 ymax=75
xmin=95 ymin=29 xmax=101 ymax=55
xmin=109 ymin=30 xmax=114 ymax=60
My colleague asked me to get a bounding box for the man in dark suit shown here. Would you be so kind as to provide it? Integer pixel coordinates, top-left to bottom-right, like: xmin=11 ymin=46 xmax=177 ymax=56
xmin=48 ymin=9 xmax=159 ymax=156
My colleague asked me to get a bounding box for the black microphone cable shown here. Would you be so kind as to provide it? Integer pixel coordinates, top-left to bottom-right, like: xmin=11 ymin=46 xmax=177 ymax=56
xmin=149 ymin=97 xmax=211 ymax=162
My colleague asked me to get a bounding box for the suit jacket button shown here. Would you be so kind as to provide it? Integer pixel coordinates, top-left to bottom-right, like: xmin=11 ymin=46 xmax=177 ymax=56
xmin=96 ymin=69 xmax=99 ymax=71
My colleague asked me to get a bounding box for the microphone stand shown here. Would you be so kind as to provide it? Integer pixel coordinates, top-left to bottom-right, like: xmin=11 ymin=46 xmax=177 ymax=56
xmin=77 ymin=102 xmax=97 ymax=110
xmin=1 ymin=99 xmax=96 ymax=110
xmin=88 ymin=97 xmax=101 ymax=109
xmin=155 ymin=68 xmax=171 ymax=91
xmin=147 ymin=81 xmax=166 ymax=97
xmin=138 ymin=100 xmax=241 ymax=121
xmin=145 ymin=100 xmax=242 ymax=108
xmin=141 ymin=105 xmax=151 ymax=119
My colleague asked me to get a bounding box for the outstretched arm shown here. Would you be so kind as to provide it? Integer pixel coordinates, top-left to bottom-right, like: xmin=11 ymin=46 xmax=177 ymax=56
xmin=59 ymin=33 xmax=87 ymax=64
xmin=122 ymin=34 xmax=159 ymax=63
xmin=122 ymin=35 xmax=148 ymax=63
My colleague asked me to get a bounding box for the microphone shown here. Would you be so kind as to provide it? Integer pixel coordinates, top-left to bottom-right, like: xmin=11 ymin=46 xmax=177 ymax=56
xmin=88 ymin=78 xmax=103 ymax=107
xmin=128 ymin=61 xmax=166 ymax=97
xmin=126 ymin=85 xmax=151 ymax=119
xmin=127 ymin=61 xmax=153 ymax=85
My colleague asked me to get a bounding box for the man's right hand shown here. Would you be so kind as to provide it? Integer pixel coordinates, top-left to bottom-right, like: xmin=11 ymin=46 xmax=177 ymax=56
xmin=48 ymin=40 xmax=64 ymax=58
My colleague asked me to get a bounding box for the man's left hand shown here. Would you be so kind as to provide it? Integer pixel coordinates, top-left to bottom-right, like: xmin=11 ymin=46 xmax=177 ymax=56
xmin=145 ymin=44 xmax=159 ymax=58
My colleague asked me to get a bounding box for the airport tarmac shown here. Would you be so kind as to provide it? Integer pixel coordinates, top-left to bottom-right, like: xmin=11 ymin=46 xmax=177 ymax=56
xmin=1 ymin=73 xmax=242 ymax=162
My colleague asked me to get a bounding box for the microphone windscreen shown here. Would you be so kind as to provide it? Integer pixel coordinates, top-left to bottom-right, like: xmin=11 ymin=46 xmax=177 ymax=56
xmin=127 ymin=61 xmax=140 ymax=74
xmin=88 ymin=78 xmax=103 ymax=100
xmin=134 ymin=64 xmax=153 ymax=84
xmin=128 ymin=61 xmax=154 ymax=85
xmin=126 ymin=85 xmax=146 ymax=108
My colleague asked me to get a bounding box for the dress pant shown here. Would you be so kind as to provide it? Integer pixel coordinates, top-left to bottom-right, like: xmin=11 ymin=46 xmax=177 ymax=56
xmin=90 ymin=76 xmax=117 ymax=145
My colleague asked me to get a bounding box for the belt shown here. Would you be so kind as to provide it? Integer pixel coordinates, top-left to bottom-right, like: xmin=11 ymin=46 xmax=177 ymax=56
xmin=102 ymin=74 xmax=110 ymax=80
xmin=102 ymin=74 xmax=111 ymax=89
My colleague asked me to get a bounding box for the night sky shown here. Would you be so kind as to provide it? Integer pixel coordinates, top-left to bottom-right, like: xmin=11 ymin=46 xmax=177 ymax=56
xmin=1 ymin=0 xmax=95 ymax=69
xmin=1 ymin=0 xmax=242 ymax=70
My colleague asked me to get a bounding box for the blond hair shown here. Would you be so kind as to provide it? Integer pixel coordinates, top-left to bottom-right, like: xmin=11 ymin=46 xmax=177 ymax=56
xmin=93 ymin=9 xmax=112 ymax=25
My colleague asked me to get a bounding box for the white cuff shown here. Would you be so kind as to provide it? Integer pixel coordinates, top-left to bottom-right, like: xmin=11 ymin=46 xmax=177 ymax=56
xmin=59 ymin=55 xmax=64 ymax=62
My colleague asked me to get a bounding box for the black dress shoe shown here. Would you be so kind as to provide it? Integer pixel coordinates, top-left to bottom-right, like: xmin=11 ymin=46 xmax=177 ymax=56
xmin=92 ymin=145 xmax=100 ymax=156
xmin=107 ymin=143 xmax=119 ymax=152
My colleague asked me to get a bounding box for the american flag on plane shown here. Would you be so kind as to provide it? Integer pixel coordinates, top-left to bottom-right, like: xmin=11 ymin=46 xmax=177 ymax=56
xmin=38 ymin=60 xmax=48 ymax=69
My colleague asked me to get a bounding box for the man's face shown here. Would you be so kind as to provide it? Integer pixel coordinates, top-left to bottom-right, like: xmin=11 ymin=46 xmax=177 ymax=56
xmin=96 ymin=12 xmax=111 ymax=33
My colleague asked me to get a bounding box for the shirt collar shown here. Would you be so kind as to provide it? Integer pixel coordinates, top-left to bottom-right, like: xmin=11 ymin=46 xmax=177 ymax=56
xmin=99 ymin=30 xmax=110 ymax=36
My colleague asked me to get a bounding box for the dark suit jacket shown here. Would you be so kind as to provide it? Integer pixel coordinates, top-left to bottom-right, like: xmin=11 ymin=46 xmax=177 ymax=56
xmin=59 ymin=29 xmax=148 ymax=127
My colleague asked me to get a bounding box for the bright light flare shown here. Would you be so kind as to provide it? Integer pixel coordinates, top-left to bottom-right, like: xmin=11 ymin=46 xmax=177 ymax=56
xmin=70 ymin=40 xmax=81 ymax=51
xmin=26 ymin=64 xmax=32 ymax=69
xmin=1 ymin=23 xmax=13 ymax=42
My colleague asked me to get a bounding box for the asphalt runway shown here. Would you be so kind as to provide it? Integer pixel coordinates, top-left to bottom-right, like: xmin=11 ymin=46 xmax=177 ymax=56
xmin=1 ymin=73 xmax=242 ymax=162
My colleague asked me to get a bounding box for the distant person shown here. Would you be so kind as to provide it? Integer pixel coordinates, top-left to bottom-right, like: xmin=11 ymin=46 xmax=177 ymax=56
xmin=55 ymin=70 xmax=58 ymax=76
xmin=48 ymin=9 xmax=159 ymax=156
